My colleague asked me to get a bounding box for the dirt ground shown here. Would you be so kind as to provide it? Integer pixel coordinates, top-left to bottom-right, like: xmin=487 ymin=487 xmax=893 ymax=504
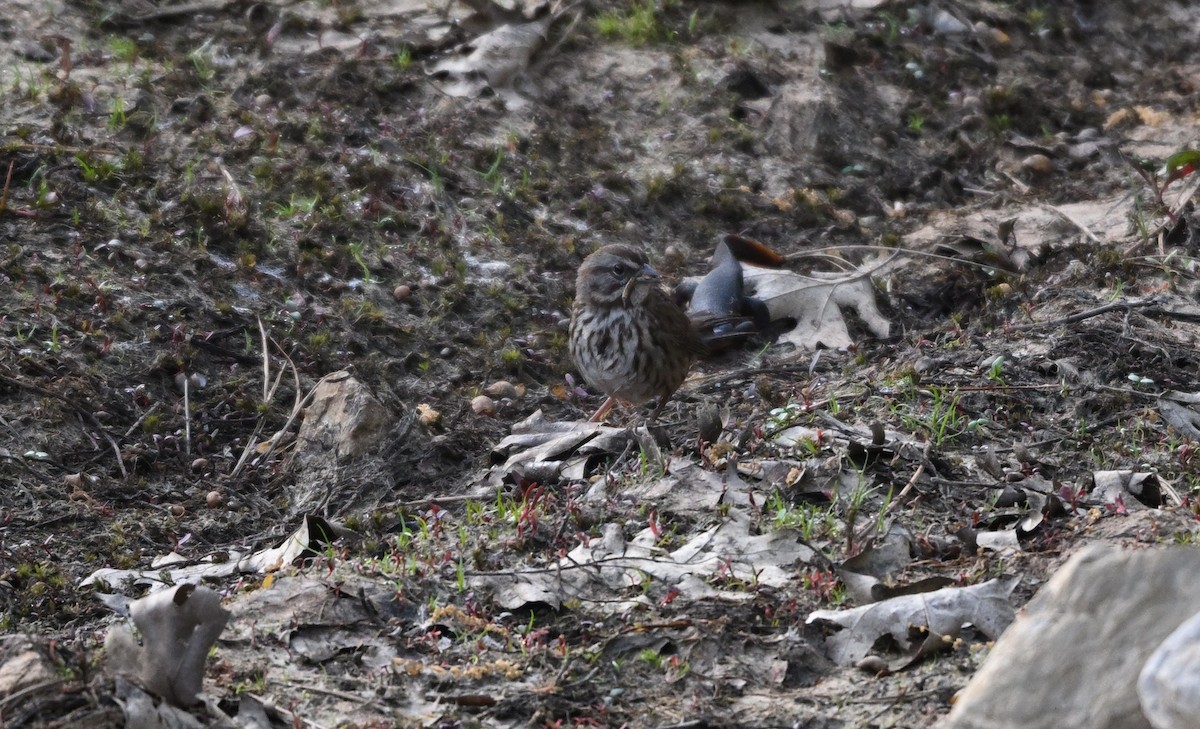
xmin=3 ymin=0 xmax=1200 ymax=726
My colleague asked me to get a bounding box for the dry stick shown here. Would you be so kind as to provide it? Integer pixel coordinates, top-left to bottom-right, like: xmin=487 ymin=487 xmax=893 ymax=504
xmin=3 ymin=142 xmax=122 ymax=156
xmin=0 ymin=160 xmax=12 ymax=214
xmin=0 ymin=679 xmax=63 ymax=712
xmin=243 ymin=692 xmax=331 ymax=729
xmin=853 ymin=463 xmax=924 ymax=549
xmin=998 ymin=168 xmax=1032 ymax=194
xmin=182 ymin=372 xmax=191 ymax=457
xmin=258 ymin=316 xmax=270 ymax=404
xmin=122 ymin=401 xmax=161 ymax=439
xmin=1038 ymin=202 xmax=1102 ymax=244
xmin=250 ymin=340 xmax=308 ymax=468
xmin=286 ymin=681 xmax=385 ymax=706
xmin=537 ymin=1 xmax=587 ymax=59
xmin=75 ymin=412 xmax=101 ymax=451
xmin=400 ymin=493 xmax=485 ymax=509
xmin=230 ymin=367 xmax=287 ymax=477
xmin=231 ymin=324 xmax=301 ymax=476
xmin=783 ymin=244 xmax=1017 ymax=275
xmin=231 ymin=323 xmax=278 ymax=478
xmin=935 ymin=383 xmax=1072 ymax=394
xmin=0 ymin=372 xmax=128 ymax=480
xmin=1010 ymin=298 xmax=1160 ymax=331
xmin=131 ymin=0 xmax=235 ymax=22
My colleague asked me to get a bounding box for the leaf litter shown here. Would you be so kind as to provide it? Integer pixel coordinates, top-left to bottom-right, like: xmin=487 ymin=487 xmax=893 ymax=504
xmin=3 ymin=0 xmax=1200 ymax=727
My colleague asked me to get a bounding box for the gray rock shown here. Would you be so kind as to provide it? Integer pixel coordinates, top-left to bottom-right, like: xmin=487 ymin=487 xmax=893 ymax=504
xmin=1139 ymin=610 xmax=1200 ymax=729
xmin=944 ymin=544 xmax=1200 ymax=729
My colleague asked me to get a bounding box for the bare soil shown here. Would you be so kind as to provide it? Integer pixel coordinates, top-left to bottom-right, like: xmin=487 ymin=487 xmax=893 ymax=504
xmin=2 ymin=0 xmax=1200 ymax=727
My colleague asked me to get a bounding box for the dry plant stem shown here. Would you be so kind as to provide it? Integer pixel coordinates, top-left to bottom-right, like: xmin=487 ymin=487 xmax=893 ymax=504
xmin=4 ymin=142 xmax=121 ymax=156
xmin=1038 ymin=202 xmax=1101 ymax=244
xmin=252 ymin=336 xmax=305 ymax=466
xmin=588 ymin=395 xmax=617 ymax=422
xmin=258 ymin=316 xmax=270 ymax=403
xmin=0 ymin=160 xmax=12 ymax=214
xmin=400 ymin=493 xmax=483 ymax=509
xmin=0 ymin=679 xmax=63 ymax=712
xmin=784 ymin=244 xmax=1016 ymax=275
xmin=538 ymin=2 xmax=586 ymax=59
xmin=243 ymin=693 xmax=330 ymax=729
xmin=230 ymin=327 xmax=288 ymax=477
xmin=231 ymin=339 xmax=306 ymax=477
xmin=853 ymin=463 xmax=924 ymax=549
xmin=0 ymin=372 xmax=128 ymax=480
xmin=183 ymin=372 xmax=191 ymax=456
xmin=289 ymin=682 xmax=386 ymax=711
xmin=1011 ymin=298 xmax=1159 ymax=331
xmin=122 ymin=401 xmax=161 ymax=439
xmin=129 ymin=0 xmax=236 ymax=22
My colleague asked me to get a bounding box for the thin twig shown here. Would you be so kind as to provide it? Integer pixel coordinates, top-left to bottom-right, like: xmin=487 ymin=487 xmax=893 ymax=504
xmin=0 ymin=372 xmax=128 ymax=480
xmin=258 ymin=316 xmax=269 ymax=404
xmin=400 ymin=493 xmax=489 ymax=509
xmin=2 ymin=142 xmax=122 ymax=156
xmin=782 ymin=244 xmax=1017 ymax=275
xmin=0 ymin=160 xmax=13 ymax=215
xmin=1010 ymin=298 xmax=1159 ymax=331
xmin=854 ymin=463 xmax=923 ymax=548
xmin=251 ymin=344 xmax=309 ymax=468
xmin=243 ymin=692 xmax=330 ymax=729
xmin=0 ymin=678 xmax=63 ymax=710
xmin=1039 ymin=202 xmax=1101 ymax=243
xmin=182 ymin=371 xmax=191 ymax=457
xmin=122 ymin=401 xmax=161 ymax=439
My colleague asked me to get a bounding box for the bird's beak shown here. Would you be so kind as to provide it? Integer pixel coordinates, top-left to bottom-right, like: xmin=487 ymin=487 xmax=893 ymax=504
xmin=623 ymin=264 xmax=661 ymax=306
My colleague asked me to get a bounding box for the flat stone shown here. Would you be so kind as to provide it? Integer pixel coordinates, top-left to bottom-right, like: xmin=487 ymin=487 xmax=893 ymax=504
xmin=945 ymin=545 xmax=1200 ymax=729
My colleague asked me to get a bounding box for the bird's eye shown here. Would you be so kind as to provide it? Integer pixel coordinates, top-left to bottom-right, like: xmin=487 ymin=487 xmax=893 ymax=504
xmin=611 ymin=263 xmax=627 ymax=276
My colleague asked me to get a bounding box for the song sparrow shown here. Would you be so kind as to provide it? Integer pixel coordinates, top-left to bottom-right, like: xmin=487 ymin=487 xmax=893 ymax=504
xmin=569 ymin=244 xmax=701 ymax=422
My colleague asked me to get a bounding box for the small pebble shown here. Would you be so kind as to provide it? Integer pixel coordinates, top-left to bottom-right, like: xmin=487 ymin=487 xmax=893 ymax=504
xmin=168 ymin=504 xmax=185 ymax=517
xmin=191 ymin=458 xmax=209 ymax=472
xmin=857 ymin=655 xmax=890 ymax=675
xmin=932 ymin=9 xmax=968 ymax=35
xmin=206 ymin=490 xmax=224 ymax=509
xmin=393 ymin=284 xmax=412 ymax=302
xmin=913 ymin=357 xmax=940 ymax=375
xmin=472 ymin=394 xmax=496 ymax=416
xmin=485 ymin=380 xmax=520 ymax=399
xmin=1021 ymin=154 xmax=1054 ymax=175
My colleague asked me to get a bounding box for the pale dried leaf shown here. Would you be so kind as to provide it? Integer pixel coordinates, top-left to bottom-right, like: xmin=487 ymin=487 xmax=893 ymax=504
xmin=1158 ymin=393 xmax=1200 ymax=440
xmin=105 ymin=585 xmax=230 ymax=706
xmin=430 ymin=19 xmax=549 ymax=96
xmin=474 ymin=510 xmax=815 ymax=613
xmin=744 ymin=265 xmax=891 ymax=350
xmin=807 ymin=576 xmax=1018 ymax=665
